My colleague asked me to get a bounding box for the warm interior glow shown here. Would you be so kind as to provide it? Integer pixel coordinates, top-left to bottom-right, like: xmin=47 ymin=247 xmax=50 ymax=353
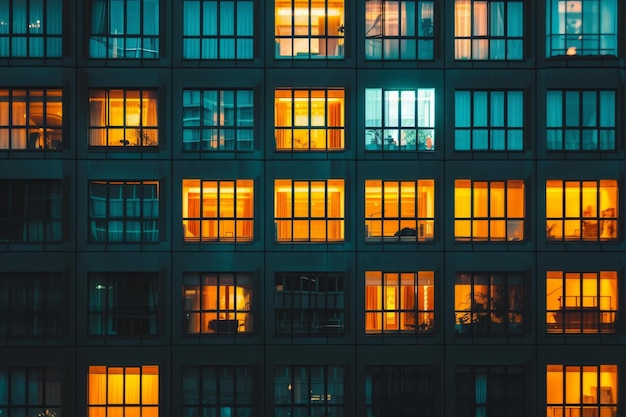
xmin=365 ymin=271 xmax=434 ymax=333
xmin=88 ymin=366 xmax=159 ymax=416
xmin=546 ymin=365 xmax=617 ymax=416
xmin=546 ymin=180 xmax=618 ymax=241
xmin=183 ymin=274 xmax=252 ymax=334
xmin=275 ymin=89 xmax=344 ymax=150
xmin=182 ymin=179 xmax=254 ymax=242
xmin=365 ymin=180 xmax=434 ymax=240
xmin=546 ymin=271 xmax=618 ymax=333
xmin=275 ymin=0 xmax=345 ymax=57
xmin=455 ymin=180 xmax=525 ymax=241
xmin=89 ymin=90 xmax=158 ymax=147
xmin=274 ymin=179 xmax=344 ymax=242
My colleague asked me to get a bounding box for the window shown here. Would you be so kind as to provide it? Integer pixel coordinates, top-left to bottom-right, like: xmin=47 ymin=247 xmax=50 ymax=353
xmin=0 ymin=180 xmax=63 ymax=243
xmin=88 ymin=365 xmax=159 ymax=417
xmin=88 ymin=180 xmax=160 ymax=243
xmin=455 ymin=90 xmax=524 ymax=151
xmin=182 ymin=179 xmax=254 ymax=242
xmin=183 ymin=366 xmax=253 ymax=416
xmin=546 ymin=180 xmax=618 ymax=241
xmin=88 ymin=272 xmax=158 ymax=337
xmin=274 ymin=179 xmax=344 ymax=242
xmin=182 ymin=272 xmax=252 ymax=334
xmin=365 ymin=88 xmax=435 ymax=151
xmin=365 ymin=180 xmax=434 ymax=241
xmin=0 ymin=273 xmax=62 ymax=338
xmin=366 ymin=366 xmax=434 ymax=417
xmin=0 ymin=367 xmax=62 ymax=416
xmin=454 ymin=272 xmax=524 ymax=335
xmin=454 ymin=179 xmax=525 ymax=242
xmin=275 ymin=272 xmax=344 ymax=335
xmin=275 ymin=89 xmax=344 ymax=151
xmin=546 ymin=271 xmax=617 ymax=334
xmin=546 ymin=0 xmax=616 ymax=57
xmin=274 ymin=365 xmax=344 ymax=416
xmin=365 ymin=0 xmax=434 ymax=60
xmin=0 ymin=0 xmax=62 ymax=57
xmin=89 ymin=89 xmax=158 ymax=149
xmin=456 ymin=366 xmax=524 ymax=417
xmin=546 ymin=90 xmax=616 ymax=151
xmin=0 ymin=88 xmax=63 ymax=150
xmin=454 ymin=0 xmax=523 ymax=60
xmin=365 ymin=271 xmax=434 ymax=334
xmin=275 ymin=0 xmax=344 ymax=59
xmin=546 ymin=365 xmax=617 ymax=417
xmin=182 ymin=0 xmax=253 ymax=59
xmin=89 ymin=0 xmax=159 ymax=58
xmin=182 ymin=89 xmax=253 ymax=152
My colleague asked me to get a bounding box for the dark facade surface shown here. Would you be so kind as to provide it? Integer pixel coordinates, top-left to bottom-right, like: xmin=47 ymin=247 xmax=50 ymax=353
xmin=1 ymin=0 xmax=625 ymax=416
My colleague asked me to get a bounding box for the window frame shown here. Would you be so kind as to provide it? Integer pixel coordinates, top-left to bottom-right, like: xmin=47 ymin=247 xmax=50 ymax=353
xmin=0 ymin=367 xmax=63 ymax=415
xmin=546 ymin=270 xmax=618 ymax=334
xmin=454 ymin=272 xmax=524 ymax=335
xmin=454 ymin=89 xmax=524 ymax=151
xmin=88 ymin=272 xmax=159 ymax=337
xmin=454 ymin=0 xmax=524 ymax=61
xmin=274 ymin=0 xmax=345 ymax=60
xmin=0 ymin=88 xmax=64 ymax=150
xmin=365 ymin=270 xmax=435 ymax=335
xmin=88 ymin=365 xmax=159 ymax=415
xmin=182 ymin=272 xmax=253 ymax=335
xmin=545 ymin=0 xmax=617 ymax=57
xmin=274 ymin=272 xmax=345 ymax=336
xmin=182 ymin=88 xmax=254 ymax=152
xmin=88 ymin=89 xmax=159 ymax=149
xmin=274 ymin=365 xmax=344 ymax=416
xmin=454 ymin=179 xmax=525 ymax=242
xmin=546 ymin=89 xmax=616 ymax=152
xmin=182 ymin=366 xmax=253 ymax=415
xmin=364 ymin=0 xmax=435 ymax=60
xmin=89 ymin=0 xmax=160 ymax=59
xmin=0 ymin=179 xmax=64 ymax=243
xmin=274 ymin=88 xmax=345 ymax=151
xmin=366 ymin=365 xmax=435 ymax=417
xmin=0 ymin=0 xmax=63 ymax=58
xmin=182 ymin=0 xmax=254 ymax=60
xmin=0 ymin=272 xmax=64 ymax=339
xmin=181 ymin=179 xmax=254 ymax=243
xmin=88 ymin=180 xmax=160 ymax=243
xmin=456 ymin=365 xmax=525 ymax=416
xmin=545 ymin=179 xmax=618 ymax=242
xmin=364 ymin=179 xmax=435 ymax=242
xmin=365 ymin=87 xmax=435 ymax=152
xmin=546 ymin=364 xmax=618 ymax=417
xmin=274 ymin=179 xmax=345 ymax=243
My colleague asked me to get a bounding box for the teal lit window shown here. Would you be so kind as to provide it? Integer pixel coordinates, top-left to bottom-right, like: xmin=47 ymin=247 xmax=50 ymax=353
xmin=365 ymin=0 xmax=434 ymax=60
xmin=89 ymin=0 xmax=159 ymax=59
xmin=183 ymin=0 xmax=253 ymax=59
xmin=0 ymin=0 xmax=63 ymax=57
xmin=546 ymin=0 xmax=616 ymax=57
xmin=455 ymin=90 xmax=524 ymax=151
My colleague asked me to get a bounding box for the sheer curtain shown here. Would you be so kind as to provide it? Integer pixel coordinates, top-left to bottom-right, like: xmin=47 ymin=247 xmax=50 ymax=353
xmin=599 ymin=0 xmax=616 ymax=54
xmin=12 ymin=0 xmax=27 ymax=56
xmin=455 ymin=91 xmax=470 ymax=150
xmin=183 ymin=1 xmax=200 ymax=58
xmin=546 ymin=91 xmax=562 ymax=149
xmin=599 ymin=91 xmax=615 ymax=149
xmin=490 ymin=91 xmax=505 ymax=150
xmin=89 ymin=93 xmax=107 ymax=146
xmin=473 ymin=91 xmax=488 ymax=150
xmin=46 ymin=0 xmax=63 ymax=56
xmin=202 ymin=2 xmax=218 ymax=58
xmin=507 ymin=91 xmax=523 ymax=150
xmin=236 ymin=1 xmax=253 ymax=58
xmin=219 ymin=1 xmax=234 ymax=59
xmin=472 ymin=1 xmax=488 ymax=59
xmin=454 ymin=0 xmax=471 ymax=59
xmin=507 ymin=2 xmax=523 ymax=59
xmin=475 ymin=371 xmax=487 ymax=417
